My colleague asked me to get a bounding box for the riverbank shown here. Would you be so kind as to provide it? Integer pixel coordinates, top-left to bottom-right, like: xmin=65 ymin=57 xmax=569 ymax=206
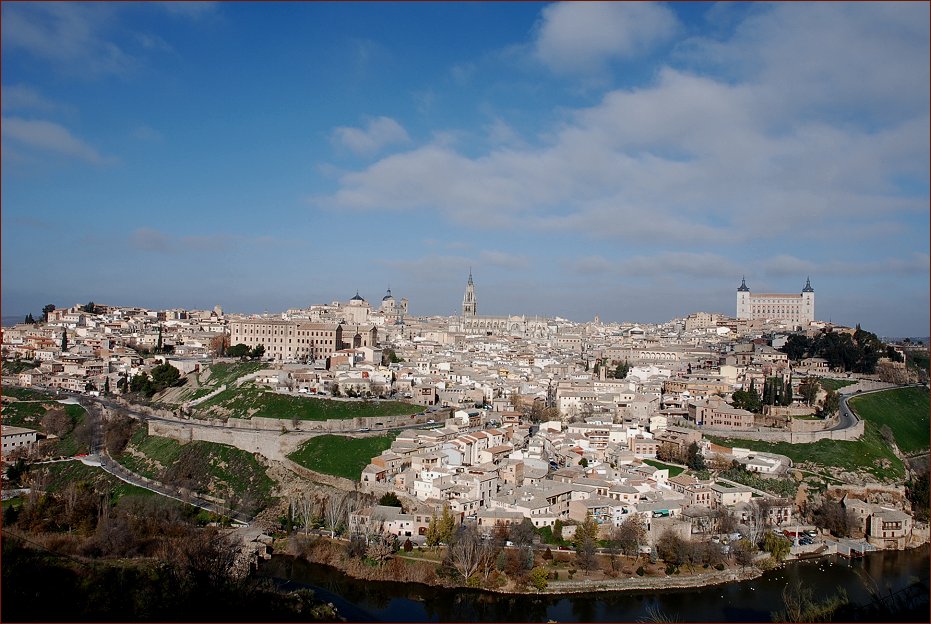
xmin=257 ymin=546 xmax=930 ymax=623
xmin=538 ymin=566 xmax=762 ymax=594
xmin=278 ymin=534 xmax=763 ymax=596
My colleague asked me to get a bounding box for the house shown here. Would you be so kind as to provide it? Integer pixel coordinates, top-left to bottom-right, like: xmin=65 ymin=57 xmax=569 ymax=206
xmin=1 ymin=426 xmax=38 ymax=456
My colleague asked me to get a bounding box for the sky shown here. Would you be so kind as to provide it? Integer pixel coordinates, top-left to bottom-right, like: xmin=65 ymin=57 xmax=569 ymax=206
xmin=2 ymin=2 xmax=929 ymax=336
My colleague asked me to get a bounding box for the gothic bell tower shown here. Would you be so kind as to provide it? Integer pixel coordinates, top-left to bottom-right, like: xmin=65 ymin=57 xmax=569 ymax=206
xmin=462 ymin=270 xmax=477 ymax=317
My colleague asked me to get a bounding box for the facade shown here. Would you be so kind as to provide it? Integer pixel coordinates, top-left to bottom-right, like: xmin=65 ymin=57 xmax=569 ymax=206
xmin=1 ymin=426 xmax=38 ymax=456
xmin=228 ymin=318 xmax=376 ymax=362
xmin=736 ymin=277 xmax=815 ymax=326
xmin=455 ymin=271 xmax=552 ymax=338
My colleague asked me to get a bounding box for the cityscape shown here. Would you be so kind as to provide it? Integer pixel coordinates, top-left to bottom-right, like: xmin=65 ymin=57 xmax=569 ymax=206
xmin=2 ymin=2 xmax=929 ymax=623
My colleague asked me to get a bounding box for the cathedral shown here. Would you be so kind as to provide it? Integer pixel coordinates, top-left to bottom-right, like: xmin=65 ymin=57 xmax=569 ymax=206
xmin=453 ymin=271 xmax=552 ymax=337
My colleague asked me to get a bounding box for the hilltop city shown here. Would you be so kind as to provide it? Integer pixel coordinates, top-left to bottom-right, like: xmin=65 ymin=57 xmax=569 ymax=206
xmin=2 ymin=274 xmax=928 ymax=608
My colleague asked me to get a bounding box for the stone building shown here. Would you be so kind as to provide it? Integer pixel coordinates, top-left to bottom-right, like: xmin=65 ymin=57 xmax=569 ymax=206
xmin=736 ymin=277 xmax=815 ymax=326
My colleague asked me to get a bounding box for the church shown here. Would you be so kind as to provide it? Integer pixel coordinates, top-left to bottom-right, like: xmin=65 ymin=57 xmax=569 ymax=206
xmin=451 ymin=271 xmax=553 ymax=338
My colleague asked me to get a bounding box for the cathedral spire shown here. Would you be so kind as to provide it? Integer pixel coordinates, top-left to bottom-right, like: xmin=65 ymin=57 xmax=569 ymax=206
xmin=802 ymin=276 xmax=814 ymax=292
xmin=738 ymin=276 xmax=750 ymax=292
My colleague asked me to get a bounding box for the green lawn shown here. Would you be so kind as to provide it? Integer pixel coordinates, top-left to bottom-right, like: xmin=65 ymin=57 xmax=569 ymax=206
xmin=116 ymin=429 xmax=274 ymax=513
xmin=1 ymin=360 xmax=38 ymax=375
xmin=708 ymin=421 xmax=905 ymax=481
xmin=184 ymin=361 xmax=265 ymax=401
xmin=848 ymin=386 xmax=930 ymax=454
xmin=1 ymin=386 xmax=55 ymax=400
xmin=36 ymin=461 xmax=155 ymax=504
xmin=194 ymin=383 xmax=421 ymax=421
xmin=1 ymin=400 xmax=89 ymax=456
xmin=643 ymin=459 xmax=685 ymax=477
xmin=287 ymin=433 xmax=398 ymax=480
xmin=818 ymin=378 xmax=857 ymax=392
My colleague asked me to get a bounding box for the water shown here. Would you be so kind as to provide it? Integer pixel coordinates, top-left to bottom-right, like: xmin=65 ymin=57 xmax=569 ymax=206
xmin=257 ymin=545 xmax=929 ymax=622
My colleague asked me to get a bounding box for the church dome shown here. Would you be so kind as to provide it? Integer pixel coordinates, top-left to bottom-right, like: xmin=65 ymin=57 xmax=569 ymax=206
xmin=382 ymin=288 xmax=394 ymax=301
xmin=350 ymin=291 xmax=366 ymax=302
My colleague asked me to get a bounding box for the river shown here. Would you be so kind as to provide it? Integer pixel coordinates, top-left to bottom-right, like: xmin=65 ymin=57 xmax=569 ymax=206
xmin=257 ymin=545 xmax=929 ymax=622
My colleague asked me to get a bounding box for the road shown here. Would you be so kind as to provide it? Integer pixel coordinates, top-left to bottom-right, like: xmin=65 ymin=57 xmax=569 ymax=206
xmin=828 ymin=382 xmax=926 ymax=432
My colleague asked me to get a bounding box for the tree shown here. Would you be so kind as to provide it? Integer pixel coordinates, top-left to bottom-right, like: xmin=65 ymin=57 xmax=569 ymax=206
xmin=83 ymin=301 xmax=96 ymax=314
xmin=614 ymin=360 xmax=630 ymax=380
xmin=445 ymin=524 xmax=484 ymax=580
xmin=731 ymin=387 xmax=762 ymax=413
xmin=23 ymin=313 xmax=35 ymax=324
xmin=614 ymin=513 xmax=647 ymax=557
xmin=686 ymin=442 xmax=706 ymax=471
xmin=227 ymin=343 xmax=251 ymax=358
xmin=772 ymin=580 xmax=848 ymax=623
xmin=579 ymin=457 xmax=589 ymax=468
xmin=509 ymin=517 xmax=536 ymax=548
xmin=42 ymin=304 xmax=56 ymax=322
xmin=573 ymin=513 xmax=600 ymax=573
xmin=104 ymin=377 xmax=110 ymax=395
xmin=529 ymin=566 xmax=549 ymax=591
xmin=799 ymin=378 xmax=820 ymax=406
xmin=61 ymin=330 xmax=68 ymax=353
xmin=732 ymin=538 xmax=757 ymax=568
xmin=762 ymin=532 xmax=791 ymax=562
xmin=378 ymin=492 xmax=402 ymax=508
xmin=655 ymin=530 xmax=688 ymax=567
xmin=323 ymin=492 xmax=349 ymax=537
xmin=150 ymin=363 xmax=182 ymax=394
xmin=812 ymin=500 xmax=855 ymax=537
xmin=156 ymin=327 xmax=163 ymax=353
xmin=714 ymin=507 xmax=738 ymax=535
xmin=819 ymin=390 xmax=840 ymax=418
xmin=250 ymin=344 xmax=265 ymax=359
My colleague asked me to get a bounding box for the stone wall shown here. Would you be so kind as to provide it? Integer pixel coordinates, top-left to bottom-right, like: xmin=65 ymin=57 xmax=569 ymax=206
xmin=700 ymin=419 xmax=864 ymax=443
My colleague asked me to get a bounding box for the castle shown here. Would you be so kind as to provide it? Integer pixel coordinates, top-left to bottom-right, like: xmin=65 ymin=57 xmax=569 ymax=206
xmin=736 ymin=277 xmax=815 ymax=326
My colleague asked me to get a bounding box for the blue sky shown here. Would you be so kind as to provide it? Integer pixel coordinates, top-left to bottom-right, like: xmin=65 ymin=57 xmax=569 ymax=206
xmin=2 ymin=2 xmax=928 ymax=336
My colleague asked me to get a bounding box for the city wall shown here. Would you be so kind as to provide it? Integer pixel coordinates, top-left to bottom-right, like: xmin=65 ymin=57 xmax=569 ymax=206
xmin=698 ymin=419 xmax=864 ymax=443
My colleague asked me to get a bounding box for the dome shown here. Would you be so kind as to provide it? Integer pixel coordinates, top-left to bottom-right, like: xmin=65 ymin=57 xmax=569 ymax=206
xmin=350 ymin=291 xmax=365 ymax=302
xmin=382 ymin=288 xmax=394 ymax=301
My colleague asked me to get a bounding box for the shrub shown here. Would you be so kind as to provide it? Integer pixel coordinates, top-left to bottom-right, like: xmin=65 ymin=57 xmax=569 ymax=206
xmin=636 ymin=565 xmax=645 ymax=576
xmin=714 ymin=562 xmax=726 ymax=571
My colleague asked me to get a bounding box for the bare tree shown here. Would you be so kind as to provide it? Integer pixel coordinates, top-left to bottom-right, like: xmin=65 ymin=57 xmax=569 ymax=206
xmin=297 ymin=489 xmax=316 ymax=536
xmin=615 ymin=513 xmax=647 ymax=556
xmin=323 ymin=491 xmax=349 ymax=537
xmin=446 ymin=524 xmax=484 ymax=580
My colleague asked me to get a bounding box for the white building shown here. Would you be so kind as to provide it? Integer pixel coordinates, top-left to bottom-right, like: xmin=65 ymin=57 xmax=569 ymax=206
xmin=736 ymin=277 xmax=815 ymax=326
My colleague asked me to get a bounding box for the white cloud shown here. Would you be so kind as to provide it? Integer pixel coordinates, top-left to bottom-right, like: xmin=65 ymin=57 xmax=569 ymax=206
xmin=130 ymin=124 xmax=163 ymax=142
xmin=1 ymin=3 xmax=135 ymax=77
xmin=331 ymin=116 xmax=411 ymax=157
xmin=2 ymin=117 xmax=110 ymax=164
xmin=316 ymin=3 xmax=928 ymax=251
xmin=479 ymin=250 xmax=530 ymax=270
xmin=130 ymin=227 xmax=172 ymax=252
xmin=532 ymin=2 xmax=680 ymax=74
xmin=1 ymin=84 xmax=62 ymax=113
xmin=157 ymin=2 xmax=218 ymax=19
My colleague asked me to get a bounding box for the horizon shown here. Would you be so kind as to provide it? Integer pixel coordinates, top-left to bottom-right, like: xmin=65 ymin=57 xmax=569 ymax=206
xmin=3 ymin=3 xmax=929 ymax=337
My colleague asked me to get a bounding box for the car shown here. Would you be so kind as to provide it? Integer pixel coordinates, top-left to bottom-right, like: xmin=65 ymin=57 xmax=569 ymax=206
xmin=427 ymin=419 xmax=435 ymax=424
xmin=358 ymin=427 xmax=371 ymax=432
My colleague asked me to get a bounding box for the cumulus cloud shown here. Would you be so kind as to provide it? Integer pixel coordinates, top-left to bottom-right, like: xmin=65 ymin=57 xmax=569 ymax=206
xmin=315 ymin=3 xmax=928 ymax=256
xmin=2 ymin=117 xmax=111 ymax=164
xmin=532 ymin=2 xmax=680 ymax=74
xmin=331 ymin=116 xmax=411 ymax=157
